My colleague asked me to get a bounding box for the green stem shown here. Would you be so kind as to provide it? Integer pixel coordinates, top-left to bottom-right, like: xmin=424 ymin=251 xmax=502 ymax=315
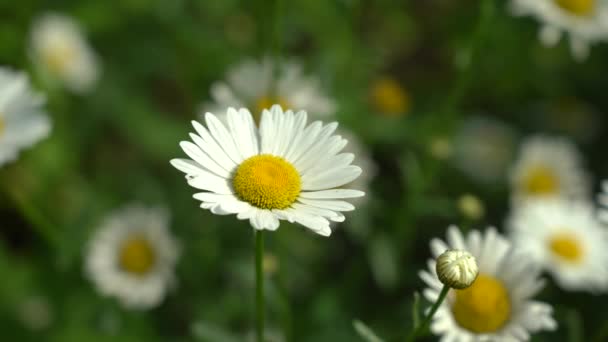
xmin=271 ymin=0 xmax=282 ymax=97
xmin=255 ymin=230 xmax=265 ymax=342
xmin=406 ymin=285 xmax=450 ymax=342
xmin=440 ymin=0 xmax=494 ymax=120
xmin=2 ymin=183 xmax=60 ymax=249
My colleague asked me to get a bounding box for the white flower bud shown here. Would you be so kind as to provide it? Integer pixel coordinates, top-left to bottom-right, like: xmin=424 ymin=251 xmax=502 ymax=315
xmin=436 ymin=249 xmax=478 ymax=289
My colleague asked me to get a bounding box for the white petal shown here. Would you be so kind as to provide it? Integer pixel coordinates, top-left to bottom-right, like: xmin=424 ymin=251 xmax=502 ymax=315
xmin=179 ymin=141 xmax=231 ymax=178
xmin=291 ymin=203 xmax=341 ymax=219
xmin=296 ymin=136 xmax=347 ymax=174
xmin=301 ymin=152 xmax=354 ymax=177
xmin=170 ymin=158 xmax=205 ymax=176
xmin=226 ymin=108 xmax=258 ymax=159
xmin=285 ymin=209 xmax=331 ymax=236
xmin=301 ymin=166 xmax=362 ymax=191
xmin=281 ymin=110 xmax=308 ymax=160
xmin=297 ymin=198 xmax=355 ymax=212
xmin=187 ymin=174 xmax=233 ymax=194
xmin=205 ymin=112 xmax=243 ymax=163
xmin=191 ymin=120 xmax=238 ymax=171
xmin=299 ymin=189 xmax=365 ymax=199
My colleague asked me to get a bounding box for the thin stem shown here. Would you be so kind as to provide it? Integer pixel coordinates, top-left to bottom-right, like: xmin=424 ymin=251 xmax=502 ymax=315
xmin=270 ymin=0 xmax=282 ymax=97
xmin=255 ymin=230 xmax=265 ymax=342
xmin=440 ymin=0 xmax=494 ymax=120
xmin=406 ymin=285 xmax=450 ymax=342
xmin=2 ymin=182 xmax=60 ymax=249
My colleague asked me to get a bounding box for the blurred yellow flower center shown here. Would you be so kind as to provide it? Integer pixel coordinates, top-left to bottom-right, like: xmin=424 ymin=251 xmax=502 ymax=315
xmin=452 ymin=274 xmax=511 ymax=333
xmin=523 ymin=166 xmax=558 ymax=195
xmin=370 ymin=77 xmax=410 ymax=117
xmin=119 ymin=236 xmax=156 ymax=275
xmin=42 ymin=44 xmax=76 ymax=75
xmin=0 ymin=116 xmax=5 ymax=136
xmin=233 ymin=154 xmax=301 ymax=209
xmin=549 ymin=233 xmax=583 ymax=263
xmin=255 ymin=96 xmax=291 ymax=122
xmin=555 ymin=0 xmax=595 ymax=16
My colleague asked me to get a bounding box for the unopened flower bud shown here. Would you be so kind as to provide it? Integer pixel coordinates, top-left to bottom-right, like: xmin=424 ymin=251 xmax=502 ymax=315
xmin=436 ymin=249 xmax=478 ymax=289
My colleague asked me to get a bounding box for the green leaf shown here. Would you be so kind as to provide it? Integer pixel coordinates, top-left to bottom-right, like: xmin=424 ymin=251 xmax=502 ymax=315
xmin=353 ymin=319 xmax=385 ymax=342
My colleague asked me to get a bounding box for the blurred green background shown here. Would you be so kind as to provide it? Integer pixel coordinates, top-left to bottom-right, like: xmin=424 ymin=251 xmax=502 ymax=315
xmin=1 ymin=0 xmax=608 ymax=341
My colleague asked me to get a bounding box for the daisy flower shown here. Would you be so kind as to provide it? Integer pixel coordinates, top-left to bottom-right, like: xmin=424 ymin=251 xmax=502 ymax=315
xmin=508 ymin=198 xmax=608 ymax=292
xmin=85 ymin=205 xmax=179 ymax=310
xmin=419 ymin=226 xmax=557 ymax=340
xmin=510 ymin=135 xmax=589 ymax=203
xmin=171 ymin=105 xmax=364 ymax=236
xmin=510 ymin=0 xmax=608 ymax=60
xmin=0 ymin=67 xmax=51 ymax=167
xmin=369 ymin=76 xmax=411 ymax=117
xmin=203 ymin=58 xmax=335 ymax=122
xmin=452 ymin=116 xmax=516 ymax=184
xmin=30 ymin=12 xmax=99 ymax=93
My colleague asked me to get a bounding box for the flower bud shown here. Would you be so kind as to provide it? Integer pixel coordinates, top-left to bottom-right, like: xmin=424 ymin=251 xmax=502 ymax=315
xmin=436 ymin=249 xmax=478 ymax=289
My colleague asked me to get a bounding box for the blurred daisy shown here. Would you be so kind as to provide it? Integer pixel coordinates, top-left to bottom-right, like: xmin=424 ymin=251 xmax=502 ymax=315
xmin=203 ymin=58 xmax=335 ymax=122
xmin=510 ymin=135 xmax=589 ymax=203
xmin=509 ymin=198 xmax=608 ymax=292
xmin=171 ymin=105 xmax=364 ymax=236
xmin=85 ymin=205 xmax=179 ymax=310
xmin=369 ymin=76 xmax=410 ymax=117
xmin=30 ymin=12 xmax=99 ymax=93
xmin=0 ymin=67 xmax=51 ymax=167
xmin=452 ymin=116 xmax=516 ymax=184
xmin=598 ymin=180 xmax=608 ymax=220
xmin=420 ymin=226 xmax=556 ymax=340
xmin=510 ymin=0 xmax=608 ymax=60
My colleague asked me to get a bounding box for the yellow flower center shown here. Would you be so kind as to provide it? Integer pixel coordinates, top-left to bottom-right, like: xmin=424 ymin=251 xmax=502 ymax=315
xmin=0 ymin=115 xmax=5 ymax=136
xmin=452 ymin=274 xmax=511 ymax=333
xmin=119 ymin=236 xmax=156 ymax=276
xmin=523 ymin=165 xmax=558 ymax=195
xmin=549 ymin=233 xmax=583 ymax=263
xmin=42 ymin=43 xmax=76 ymax=75
xmin=254 ymin=96 xmax=291 ymax=123
xmin=370 ymin=77 xmax=410 ymax=117
xmin=232 ymin=154 xmax=301 ymax=209
xmin=555 ymin=0 xmax=595 ymax=16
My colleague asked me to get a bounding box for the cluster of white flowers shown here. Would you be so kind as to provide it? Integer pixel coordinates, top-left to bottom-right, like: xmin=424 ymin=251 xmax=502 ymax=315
xmin=420 ymin=129 xmax=608 ymax=340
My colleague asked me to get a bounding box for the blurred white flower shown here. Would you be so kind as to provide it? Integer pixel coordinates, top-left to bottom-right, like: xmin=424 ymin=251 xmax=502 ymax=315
xmin=30 ymin=12 xmax=99 ymax=93
xmin=597 ymin=180 xmax=608 ymax=221
xmin=510 ymin=0 xmax=608 ymax=60
xmin=510 ymin=135 xmax=589 ymax=204
xmin=420 ymin=226 xmax=556 ymax=340
xmin=0 ymin=67 xmax=51 ymax=167
xmin=85 ymin=204 xmax=179 ymax=310
xmin=436 ymin=249 xmax=479 ymax=289
xmin=452 ymin=116 xmax=516 ymax=184
xmin=202 ymin=57 xmax=335 ymax=122
xmin=508 ymin=198 xmax=608 ymax=292
xmin=171 ymin=105 xmax=364 ymax=236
